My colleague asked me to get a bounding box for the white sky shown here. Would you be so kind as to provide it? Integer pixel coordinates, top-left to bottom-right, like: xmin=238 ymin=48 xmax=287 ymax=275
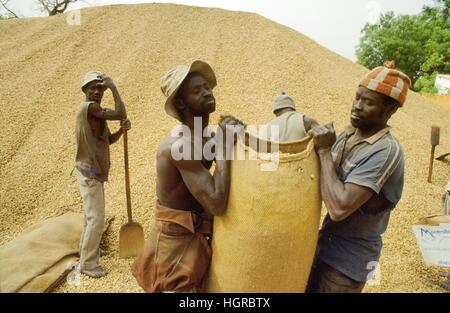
xmin=4 ymin=0 xmax=435 ymax=61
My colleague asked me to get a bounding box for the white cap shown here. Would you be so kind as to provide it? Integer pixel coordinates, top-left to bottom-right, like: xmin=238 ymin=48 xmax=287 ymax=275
xmin=272 ymin=91 xmax=295 ymax=113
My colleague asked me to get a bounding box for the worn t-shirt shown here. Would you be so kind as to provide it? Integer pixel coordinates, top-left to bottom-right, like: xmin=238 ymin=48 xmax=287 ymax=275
xmin=74 ymin=101 xmax=111 ymax=182
xmin=317 ymin=125 xmax=404 ymax=282
xmin=259 ymin=111 xmax=307 ymax=142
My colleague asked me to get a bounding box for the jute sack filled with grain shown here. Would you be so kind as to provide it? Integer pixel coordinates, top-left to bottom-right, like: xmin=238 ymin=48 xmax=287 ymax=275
xmin=206 ymin=133 xmax=322 ymax=292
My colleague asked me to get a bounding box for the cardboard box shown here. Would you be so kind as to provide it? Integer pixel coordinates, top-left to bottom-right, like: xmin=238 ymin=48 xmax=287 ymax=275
xmin=413 ymin=215 xmax=450 ymax=267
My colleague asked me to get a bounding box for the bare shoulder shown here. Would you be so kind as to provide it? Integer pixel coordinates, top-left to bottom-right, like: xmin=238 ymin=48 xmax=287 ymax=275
xmin=156 ymin=135 xmax=179 ymax=177
xmin=157 ymin=134 xmax=187 ymax=160
xmin=87 ymin=101 xmax=101 ymax=114
xmin=157 ymin=135 xmax=177 ymax=160
xmin=158 ymin=133 xmax=203 ymax=172
xmin=87 ymin=102 xmax=107 ymax=120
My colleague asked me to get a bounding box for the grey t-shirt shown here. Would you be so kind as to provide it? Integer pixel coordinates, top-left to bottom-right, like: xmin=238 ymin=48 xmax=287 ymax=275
xmin=259 ymin=111 xmax=307 ymax=142
xmin=317 ymin=125 xmax=404 ymax=282
xmin=75 ymin=101 xmax=111 ymax=182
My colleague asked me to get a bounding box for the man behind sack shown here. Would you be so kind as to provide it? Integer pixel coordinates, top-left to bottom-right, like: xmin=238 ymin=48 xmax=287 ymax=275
xmin=259 ymin=91 xmax=318 ymax=142
xmin=132 ymin=60 xmax=243 ymax=293
xmin=74 ymin=71 xmax=131 ymax=278
xmin=307 ymin=61 xmax=411 ymax=292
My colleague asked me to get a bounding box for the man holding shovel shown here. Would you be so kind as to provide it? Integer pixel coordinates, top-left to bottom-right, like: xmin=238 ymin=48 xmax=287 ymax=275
xmin=132 ymin=60 xmax=243 ymax=293
xmin=307 ymin=62 xmax=411 ymax=292
xmin=74 ymin=71 xmax=131 ymax=278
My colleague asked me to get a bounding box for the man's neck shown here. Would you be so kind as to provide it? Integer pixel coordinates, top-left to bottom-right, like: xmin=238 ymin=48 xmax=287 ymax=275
xmin=86 ymin=97 xmax=100 ymax=104
xmin=354 ymin=124 xmax=387 ymax=141
xmin=275 ymin=108 xmax=295 ymax=117
xmin=182 ymin=114 xmax=210 ymax=137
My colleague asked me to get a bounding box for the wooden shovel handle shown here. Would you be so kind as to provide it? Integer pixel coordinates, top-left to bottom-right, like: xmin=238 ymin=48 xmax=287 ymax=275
xmin=427 ymin=145 xmax=435 ymax=183
xmin=123 ymin=130 xmax=133 ymax=222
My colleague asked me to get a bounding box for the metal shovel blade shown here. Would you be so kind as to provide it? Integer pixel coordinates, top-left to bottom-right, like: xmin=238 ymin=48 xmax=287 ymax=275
xmin=119 ymin=221 xmax=144 ymax=258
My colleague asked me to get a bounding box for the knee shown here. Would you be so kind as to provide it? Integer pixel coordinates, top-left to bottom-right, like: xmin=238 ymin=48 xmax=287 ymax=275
xmin=86 ymin=211 xmax=105 ymax=231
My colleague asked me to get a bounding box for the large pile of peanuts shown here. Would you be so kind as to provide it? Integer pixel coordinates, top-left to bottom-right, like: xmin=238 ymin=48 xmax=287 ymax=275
xmin=0 ymin=3 xmax=449 ymax=292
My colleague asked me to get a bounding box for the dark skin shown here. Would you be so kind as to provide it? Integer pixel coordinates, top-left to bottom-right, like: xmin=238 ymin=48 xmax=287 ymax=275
xmin=156 ymin=73 xmax=243 ymax=216
xmin=273 ymin=107 xmax=319 ymax=132
xmin=308 ymin=86 xmax=399 ymax=222
xmin=83 ymin=74 xmax=131 ymax=143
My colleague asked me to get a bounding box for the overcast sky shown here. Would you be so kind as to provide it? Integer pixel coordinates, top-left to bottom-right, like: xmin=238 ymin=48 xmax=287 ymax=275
xmin=4 ymin=0 xmax=436 ymax=61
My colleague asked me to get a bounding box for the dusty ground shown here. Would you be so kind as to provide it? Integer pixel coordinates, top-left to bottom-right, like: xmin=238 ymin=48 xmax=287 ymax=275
xmin=0 ymin=3 xmax=449 ymax=293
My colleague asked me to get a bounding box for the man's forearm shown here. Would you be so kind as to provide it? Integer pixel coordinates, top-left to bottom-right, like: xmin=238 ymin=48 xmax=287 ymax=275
xmin=110 ymin=86 xmax=127 ymax=119
xmin=211 ymin=158 xmax=231 ymax=215
xmin=109 ymin=128 xmax=123 ymax=144
xmin=214 ymin=159 xmax=230 ymax=195
xmin=318 ymin=149 xmax=347 ymax=217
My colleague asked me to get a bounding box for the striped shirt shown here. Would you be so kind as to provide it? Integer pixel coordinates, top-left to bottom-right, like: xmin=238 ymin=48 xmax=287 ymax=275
xmin=316 ymin=125 xmax=404 ymax=282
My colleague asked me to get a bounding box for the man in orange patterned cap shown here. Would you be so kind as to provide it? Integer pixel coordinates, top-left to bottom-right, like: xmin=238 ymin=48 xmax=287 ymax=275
xmin=306 ymin=62 xmax=411 ymax=293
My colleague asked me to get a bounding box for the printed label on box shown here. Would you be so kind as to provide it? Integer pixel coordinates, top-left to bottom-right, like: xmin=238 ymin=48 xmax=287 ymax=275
xmin=413 ymin=224 xmax=450 ymax=267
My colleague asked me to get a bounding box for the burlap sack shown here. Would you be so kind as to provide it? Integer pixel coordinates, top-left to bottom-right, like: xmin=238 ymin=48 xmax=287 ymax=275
xmin=0 ymin=213 xmax=113 ymax=293
xmin=0 ymin=213 xmax=83 ymax=292
xmin=206 ymin=133 xmax=322 ymax=292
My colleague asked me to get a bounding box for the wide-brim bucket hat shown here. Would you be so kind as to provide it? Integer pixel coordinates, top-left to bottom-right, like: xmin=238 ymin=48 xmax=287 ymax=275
xmin=160 ymin=60 xmax=217 ymax=121
xmin=81 ymin=71 xmax=104 ymax=92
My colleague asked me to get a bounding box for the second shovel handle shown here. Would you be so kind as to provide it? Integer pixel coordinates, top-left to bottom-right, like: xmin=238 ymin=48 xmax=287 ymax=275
xmin=427 ymin=145 xmax=435 ymax=183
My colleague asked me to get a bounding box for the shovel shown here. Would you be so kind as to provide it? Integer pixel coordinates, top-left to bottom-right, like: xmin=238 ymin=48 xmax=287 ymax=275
xmin=119 ymin=130 xmax=144 ymax=258
xmin=427 ymin=125 xmax=440 ymax=183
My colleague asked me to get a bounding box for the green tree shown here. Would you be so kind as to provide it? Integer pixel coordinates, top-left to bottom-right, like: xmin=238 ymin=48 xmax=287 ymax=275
xmin=356 ymin=0 xmax=450 ymax=93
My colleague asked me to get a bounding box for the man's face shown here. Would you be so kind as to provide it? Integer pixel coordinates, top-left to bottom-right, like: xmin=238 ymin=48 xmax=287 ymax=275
xmin=179 ymin=73 xmax=216 ymax=116
xmin=84 ymin=80 xmax=105 ymax=103
xmin=350 ymin=86 xmax=393 ymax=130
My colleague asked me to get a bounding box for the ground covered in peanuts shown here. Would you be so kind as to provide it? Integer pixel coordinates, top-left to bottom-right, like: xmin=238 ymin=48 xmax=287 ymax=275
xmin=1 ymin=3 xmax=449 ymax=293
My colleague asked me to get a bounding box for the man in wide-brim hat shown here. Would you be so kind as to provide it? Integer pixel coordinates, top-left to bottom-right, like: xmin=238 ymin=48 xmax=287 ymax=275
xmin=132 ymin=60 xmax=243 ymax=293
